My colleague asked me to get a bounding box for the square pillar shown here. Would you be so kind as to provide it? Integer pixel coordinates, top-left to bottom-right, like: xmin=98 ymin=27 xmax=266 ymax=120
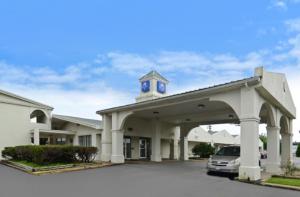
xmin=173 ymin=139 xmax=179 ymax=160
xmin=171 ymin=126 xmax=179 ymax=160
xmin=179 ymin=125 xmax=189 ymax=161
xmin=101 ymin=114 xmax=112 ymax=162
xmin=151 ymin=120 xmax=162 ymax=162
xmin=281 ymin=133 xmax=293 ymax=167
xmin=33 ymin=128 xmax=40 ymax=145
xmin=111 ymin=129 xmax=125 ymax=163
xmin=179 ymin=136 xmax=189 ymax=161
xmin=239 ymin=118 xmax=261 ymax=181
xmin=73 ymin=135 xmax=79 ymax=146
xmin=266 ymin=126 xmax=281 ymax=174
xmin=91 ymin=133 xmax=97 ymax=147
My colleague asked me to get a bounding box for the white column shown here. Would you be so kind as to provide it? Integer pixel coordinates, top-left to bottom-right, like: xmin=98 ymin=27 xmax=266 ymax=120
xmin=266 ymin=126 xmax=281 ymax=174
xmin=179 ymin=125 xmax=189 ymax=161
xmin=110 ymin=112 xmax=125 ymax=163
xmin=173 ymin=139 xmax=179 ymax=160
xmin=101 ymin=114 xmax=112 ymax=162
xmin=172 ymin=126 xmax=179 ymax=160
xmin=33 ymin=128 xmax=40 ymax=145
xmin=180 ymin=136 xmax=189 ymax=161
xmin=239 ymin=117 xmax=261 ymax=181
xmin=151 ymin=119 xmax=162 ymax=162
xmin=91 ymin=133 xmax=97 ymax=147
xmin=73 ymin=135 xmax=79 ymax=146
xmin=281 ymin=133 xmax=293 ymax=167
xmin=111 ymin=129 xmax=125 ymax=163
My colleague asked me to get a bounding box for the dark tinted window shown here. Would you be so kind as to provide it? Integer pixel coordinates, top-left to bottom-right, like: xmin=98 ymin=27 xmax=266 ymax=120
xmin=216 ymin=146 xmax=240 ymax=156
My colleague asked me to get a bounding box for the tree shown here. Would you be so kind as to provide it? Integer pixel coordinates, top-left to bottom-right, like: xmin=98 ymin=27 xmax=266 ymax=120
xmin=259 ymin=134 xmax=267 ymax=150
xmin=192 ymin=143 xmax=215 ymax=158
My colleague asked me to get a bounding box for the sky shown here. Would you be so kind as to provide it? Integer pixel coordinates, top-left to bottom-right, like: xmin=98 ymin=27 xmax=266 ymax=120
xmin=0 ymin=0 xmax=300 ymax=141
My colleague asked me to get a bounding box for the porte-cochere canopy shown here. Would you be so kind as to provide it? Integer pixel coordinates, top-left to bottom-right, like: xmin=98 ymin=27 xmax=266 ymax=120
xmin=97 ymin=67 xmax=296 ymax=181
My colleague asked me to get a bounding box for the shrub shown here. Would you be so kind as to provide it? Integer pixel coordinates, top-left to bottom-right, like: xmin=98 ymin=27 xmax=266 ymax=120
xmin=2 ymin=147 xmax=17 ymax=159
xmin=1 ymin=145 xmax=98 ymax=165
xmin=296 ymin=144 xmax=300 ymax=157
xmin=76 ymin=147 xmax=98 ymax=162
xmin=283 ymin=158 xmax=297 ymax=176
xmin=192 ymin=143 xmax=215 ymax=158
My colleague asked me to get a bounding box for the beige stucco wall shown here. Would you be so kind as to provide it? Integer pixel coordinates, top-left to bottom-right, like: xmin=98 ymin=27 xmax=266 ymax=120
xmin=123 ymin=117 xmax=176 ymax=159
xmin=0 ymin=98 xmax=51 ymax=159
xmin=60 ymin=122 xmax=102 ymax=159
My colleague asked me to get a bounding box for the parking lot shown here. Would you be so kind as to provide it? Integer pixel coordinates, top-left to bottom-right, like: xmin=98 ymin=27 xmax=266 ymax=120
xmin=0 ymin=160 xmax=299 ymax=197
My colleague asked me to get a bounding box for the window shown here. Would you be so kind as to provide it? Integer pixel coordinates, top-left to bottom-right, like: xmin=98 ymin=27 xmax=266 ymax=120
xmin=30 ymin=110 xmax=47 ymax=123
xmin=56 ymin=137 xmax=66 ymax=145
xmin=79 ymin=135 xmax=92 ymax=147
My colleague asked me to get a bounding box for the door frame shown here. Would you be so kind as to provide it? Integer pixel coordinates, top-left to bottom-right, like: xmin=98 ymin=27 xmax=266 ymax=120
xmin=123 ymin=136 xmax=132 ymax=159
xmin=139 ymin=138 xmax=147 ymax=159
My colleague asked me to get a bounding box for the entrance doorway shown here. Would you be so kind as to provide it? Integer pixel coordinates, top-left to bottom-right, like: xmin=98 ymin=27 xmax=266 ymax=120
xmin=139 ymin=138 xmax=151 ymax=159
xmin=123 ymin=137 xmax=131 ymax=159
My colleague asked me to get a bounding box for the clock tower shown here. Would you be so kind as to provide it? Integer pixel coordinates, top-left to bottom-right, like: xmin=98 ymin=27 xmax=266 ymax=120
xmin=136 ymin=70 xmax=169 ymax=102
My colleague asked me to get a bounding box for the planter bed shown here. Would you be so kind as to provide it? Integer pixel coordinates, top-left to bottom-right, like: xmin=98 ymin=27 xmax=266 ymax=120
xmin=1 ymin=160 xmax=112 ymax=175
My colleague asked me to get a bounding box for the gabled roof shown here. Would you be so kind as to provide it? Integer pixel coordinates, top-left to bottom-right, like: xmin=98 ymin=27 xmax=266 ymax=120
xmin=52 ymin=114 xmax=102 ymax=130
xmin=139 ymin=70 xmax=169 ymax=82
xmin=97 ymin=76 xmax=260 ymax=114
xmin=0 ymin=88 xmax=53 ymax=110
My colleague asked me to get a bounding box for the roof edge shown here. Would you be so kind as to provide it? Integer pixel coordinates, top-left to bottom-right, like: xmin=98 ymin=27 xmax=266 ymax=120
xmin=52 ymin=114 xmax=102 ymax=130
xmin=0 ymin=89 xmax=53 ymax=110
xmin=97 ymin=76 xmax=261 ymax=114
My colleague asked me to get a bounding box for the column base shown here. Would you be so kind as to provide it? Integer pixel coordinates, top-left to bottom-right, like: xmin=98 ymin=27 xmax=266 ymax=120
xmin=180 ymin=157 xmax=189 ymax=161
xmin=111 ymin=155 xmax=125 ymax=163
xmin=266 ymin=163 xmax=282 ymax=174
xmin=151 ymin=155 xmax=162 ymax=162
xmin=239 ymin=166 xmax=261 ymax=181
xmin=101 ymin=154 xmax=112 ymax=162
xmin=281 ymin=159 xmax=293 ymax=167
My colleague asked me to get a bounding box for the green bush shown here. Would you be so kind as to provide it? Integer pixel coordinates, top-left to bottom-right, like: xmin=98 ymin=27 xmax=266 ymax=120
xmin=2 ymin=145 xmax=98 ymax=164
xmin=296 ymin=144 xmax=300 ymax=157
xmin=192 ymin=143 xmax=215 ymax=158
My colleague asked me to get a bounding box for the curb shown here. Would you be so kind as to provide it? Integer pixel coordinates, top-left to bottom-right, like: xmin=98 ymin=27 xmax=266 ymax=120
xmin=0 ymin=160 xmax=114 ymax=175
xmin=236 ymin=177 xmax=300 ymax=192
xmin=262 ymin=182 xmax=300 ymax=191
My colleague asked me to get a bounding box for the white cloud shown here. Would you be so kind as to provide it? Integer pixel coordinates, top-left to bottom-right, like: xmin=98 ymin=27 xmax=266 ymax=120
xmin=1 ymin=17 xmax=300 ymax=141
xmin=273 ymin=0 xmax=288 ymax=9
xmin=270 ymin=0 xmax=300 ymax=10
xmin=286 ymin=18 xmax=300 ymax=32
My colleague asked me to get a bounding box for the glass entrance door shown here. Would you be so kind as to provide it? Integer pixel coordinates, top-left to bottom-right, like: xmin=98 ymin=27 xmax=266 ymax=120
xmin=139 ymin=138 xmax=147 ymax=158
xmin=123 ymin=137 xmax=131 ymax=159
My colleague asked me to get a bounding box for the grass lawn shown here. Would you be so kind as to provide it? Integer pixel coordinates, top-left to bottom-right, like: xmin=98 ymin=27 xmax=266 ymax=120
xmin=12 ymin=160 xmax=74 ymax=168
xmin=266 ymin=177 xmax=300 ymax=188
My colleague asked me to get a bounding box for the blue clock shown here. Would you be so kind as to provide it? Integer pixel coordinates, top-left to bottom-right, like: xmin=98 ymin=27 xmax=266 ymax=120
xmin=141 ymin=80 xmax=150 ymax=92
xmin=157 ymin=81 xmax=166 ymax=93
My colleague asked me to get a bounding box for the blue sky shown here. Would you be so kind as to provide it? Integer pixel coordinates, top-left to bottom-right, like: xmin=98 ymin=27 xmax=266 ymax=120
xmin=1 ymin=0 xmax=300 ymax=139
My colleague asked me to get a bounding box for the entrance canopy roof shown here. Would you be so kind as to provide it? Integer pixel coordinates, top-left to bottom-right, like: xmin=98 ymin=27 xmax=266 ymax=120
xmin=97 ymin=67 xmax=296 ymax=126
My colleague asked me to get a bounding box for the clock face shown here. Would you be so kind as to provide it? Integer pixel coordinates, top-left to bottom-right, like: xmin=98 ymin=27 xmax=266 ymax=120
xmin=141 ymin=80 xmax=150 ymax=92
xmin=157 ymin=81 xmax=166 ymax=93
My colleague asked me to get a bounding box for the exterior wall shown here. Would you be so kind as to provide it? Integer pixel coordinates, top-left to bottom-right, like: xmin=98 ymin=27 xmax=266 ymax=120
xmin=122 ymin=117 xmax=175 ymax=160
xmin=212 ymin=130 xmax=235 ymax=145
xmin=0 ymin=100 xmax=51 ymax=159
xmin=234 ymin=135 xmax=264 ymax=150
xmin=61 ymin=122 xmax=102 ymax=160
xmin=161 ymin=139 xmax=171 ymax=159
xmin=123 ymin=117 xmax=174 ymax=139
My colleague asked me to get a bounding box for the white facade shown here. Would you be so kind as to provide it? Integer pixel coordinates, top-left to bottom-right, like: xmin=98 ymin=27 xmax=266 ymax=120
xmin=97 ymin=67 xmax=296 ymax=181
xmin=0 ymin=89 xmax=52 ymax=159
xmin=0 ymin=66 xmax=296 ymax=182
xmin=0 ymin=89 xmax=102 ymax=159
